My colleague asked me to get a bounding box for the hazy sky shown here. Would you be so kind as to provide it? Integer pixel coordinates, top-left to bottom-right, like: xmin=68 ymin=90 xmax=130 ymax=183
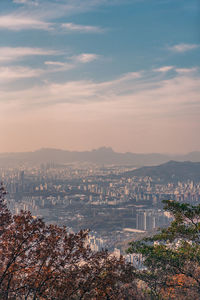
xmin=1 ymin=0 xmax=200 ymax=153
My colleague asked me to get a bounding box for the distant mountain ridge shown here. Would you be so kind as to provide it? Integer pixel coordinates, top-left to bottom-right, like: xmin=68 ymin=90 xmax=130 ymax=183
xmin=0 ymin=147 xmax=200 ymax=167
xmin=123 ymin=160 xmax=200 ymax=182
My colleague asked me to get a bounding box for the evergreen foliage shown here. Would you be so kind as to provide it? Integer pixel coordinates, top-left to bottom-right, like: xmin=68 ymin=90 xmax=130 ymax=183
xmin=127 ymin=200 xmax=200 ymax=299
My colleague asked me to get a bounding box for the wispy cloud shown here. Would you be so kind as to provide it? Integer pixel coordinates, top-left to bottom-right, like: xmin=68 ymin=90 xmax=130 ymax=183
xmin=154 ymin=66 xmax=174 ymax=73
xmin=13 ymin=0 xmax=39 ymax=5
xmin=0 ymin=66 xmax=42 ymax=82
xmin=2 ymin=65 xmax=199 ymax=106
xmin=5 ymin=1 xmax=112 ymax=33
xmin=13 ymin=0 xmax=28 ymax=3
xmin=44 ymin=53 xmax=99 ymax=71
xmin=0 ymin=47 xmax=59 ymax=62
xmin=0 ymin=14 xmax=51 ymax=31
xmin=45 ymin=61 xmax=66 ymax=67
xmin=10 ymin=0 xmax=110 ymax=22
xmin=169 ymin=43 xmax=199 ymax=53
xmin=175 ymin=67 xmax=198 ymax=74
xmin=44 ymin=61 xmax=74 ymax=72
xmin=0 ymin=49 xmax=100 ymax=81
xmin=73 ymin=53 xmax=100 ymax=63
xmin=62 ymin=23 xmax=103 ymax=33
xmin=1 ymin=68 xmax=200 ymax=129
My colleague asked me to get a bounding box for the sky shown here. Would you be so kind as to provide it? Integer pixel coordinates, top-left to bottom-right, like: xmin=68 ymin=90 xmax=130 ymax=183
xmin=0 ymin=0 xmax=200 ymax=154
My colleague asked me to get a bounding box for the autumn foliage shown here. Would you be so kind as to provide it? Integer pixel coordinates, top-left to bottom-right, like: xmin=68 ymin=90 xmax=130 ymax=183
xmin=160 ymin=273 xmax=200 ymax=299
xmin=0 ymin=184 xmax=142 ymax=300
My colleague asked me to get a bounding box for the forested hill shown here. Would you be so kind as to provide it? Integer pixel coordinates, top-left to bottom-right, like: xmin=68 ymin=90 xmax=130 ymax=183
xmin=122 ymin=161 xmax=200 ymax=183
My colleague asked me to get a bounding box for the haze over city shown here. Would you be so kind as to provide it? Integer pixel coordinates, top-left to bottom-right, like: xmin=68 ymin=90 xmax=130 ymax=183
xmin=1 ymin=0 xmax=200 ymax=153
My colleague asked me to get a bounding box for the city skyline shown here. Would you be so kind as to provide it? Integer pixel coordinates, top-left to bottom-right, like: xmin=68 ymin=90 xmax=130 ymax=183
xmin=1 ymin=0 xmax=200 ymax=154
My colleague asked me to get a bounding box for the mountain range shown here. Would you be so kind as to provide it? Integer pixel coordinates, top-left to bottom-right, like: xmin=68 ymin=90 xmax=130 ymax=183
xmin=0 ymin=147 xmax=200 ymax=167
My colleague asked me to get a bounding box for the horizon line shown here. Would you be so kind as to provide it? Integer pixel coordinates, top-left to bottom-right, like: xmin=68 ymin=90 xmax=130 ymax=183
xmin=0 ymin=147 xmax=199 ymax=156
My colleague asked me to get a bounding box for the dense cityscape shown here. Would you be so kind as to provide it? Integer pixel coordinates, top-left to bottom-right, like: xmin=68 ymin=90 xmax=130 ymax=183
xmin=1 ymin=162 xmax=200 ymax=258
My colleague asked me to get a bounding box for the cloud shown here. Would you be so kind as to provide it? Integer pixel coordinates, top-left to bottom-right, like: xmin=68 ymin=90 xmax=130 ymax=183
xmin=169 ymin=43 xmax=199 ymax=53
xmin=44 ymin=53 xmax=100 ymax=72
xmin=45 ymin=61 xmax=66 ymax=67
xmin=10 ymin=0 xmax=109 ymax=23
xmin=73 ymin=53 xmax=100 ymax=63
xmin=1 ymin=2 xmax=101 ymax=32
xmin=5 ymin=1 xmax=117 ymax=33
xmin=1 ymin=66 xmax=199 ymax=123
xmin=175 ymin=67 xmax=198 ymax=74
xmin=0 ymin=14 xmax=51 ymax=31
xmin=0 ymin=66 xmax=42 ymax=82
xmin=154 ymin=66 xmax=174 ymax=73
xmin=61 ymin=23 xmax=103 ymax=33
xmin=13 ymin=0 xmax=39 ymax=5
xmin=44 ymin=61 xmax=74 ymax=72
xmin=13 ymin=0 xmax=39 ymax=4
xmin=0 ymin=49 xmax=100 ymax=82
xmin=2 ymin=66 xmax=199 ymax=108
xmin=0 ymin=47 xmax=59 ymax=62
xmin=13 ymin=0 xmax=28 ymax=3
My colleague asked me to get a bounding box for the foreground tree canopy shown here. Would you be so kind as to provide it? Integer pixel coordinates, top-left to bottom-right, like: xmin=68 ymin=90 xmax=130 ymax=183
xmin=127 ymin=200 xmax=200 ymax=299
xmin=0 ymin=184 xmax=141 ymax=300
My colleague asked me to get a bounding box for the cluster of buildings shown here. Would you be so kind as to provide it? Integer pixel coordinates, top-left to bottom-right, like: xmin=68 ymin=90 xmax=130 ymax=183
xmin=2 ymin=164 xmax=200 ymax=206
xmin=87 ymin=234 xmax=144 ymax=269
xmin=1 ymin=163 xmax=200 ymax=251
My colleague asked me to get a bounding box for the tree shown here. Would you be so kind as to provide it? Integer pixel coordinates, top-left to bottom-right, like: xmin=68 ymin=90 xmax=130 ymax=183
xmin=127 ymin=200 xmax=200 ymax=299
xmin=0 ymin=184 xmax=142 ymax=299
